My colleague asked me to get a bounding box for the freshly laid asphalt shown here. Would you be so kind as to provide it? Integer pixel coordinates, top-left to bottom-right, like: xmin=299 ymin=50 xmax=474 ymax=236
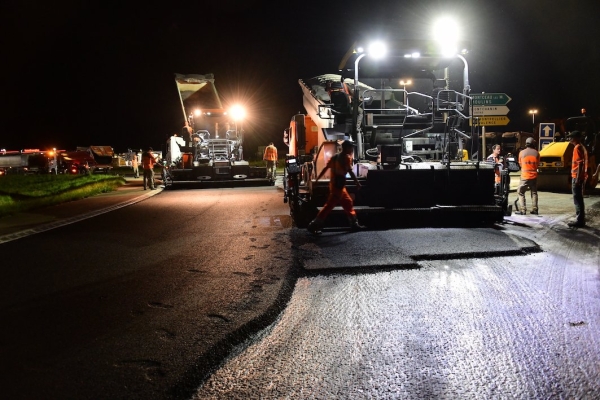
xmin=1 ymin=172 xmax=596 ymax=399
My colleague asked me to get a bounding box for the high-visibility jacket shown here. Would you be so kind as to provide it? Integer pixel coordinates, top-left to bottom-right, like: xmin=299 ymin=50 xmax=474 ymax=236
xmin=519 ymin=147 xmax=539 ymax=180
xmin=142 ymin=151 xmax=158 ymax=169
xmin=486 ymin=154 xmax=501 ymax=184
xmin=328 ymin=153 xmax=352 ymax=190
xmin=263 ymin=145 xmax=278 ymax=162
xmin=571 ymin=143 xmax=588 ymax=181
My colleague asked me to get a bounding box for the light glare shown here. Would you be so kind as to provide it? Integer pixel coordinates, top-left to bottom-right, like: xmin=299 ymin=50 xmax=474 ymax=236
xmin=368 ymin=41 xmax=387 ymax=59
xmin=433 ymin=16 xmax=460 ymax=57
xmin=230 ymin=105 xmax=246 ymax=121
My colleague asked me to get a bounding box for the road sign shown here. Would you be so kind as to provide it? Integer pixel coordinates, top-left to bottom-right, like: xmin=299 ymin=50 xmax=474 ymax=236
xmin=472 ymin=106 xmax=510 ymax=116
xmin=471 ymin=93 xmax=512 ymax=106
xmin=470 ymin=116 xmax=510 ymax=126
xmin=539 ymin=123 xmax=555 ymax=150
xmin=539 ymin=123 xmax=555 ymax=138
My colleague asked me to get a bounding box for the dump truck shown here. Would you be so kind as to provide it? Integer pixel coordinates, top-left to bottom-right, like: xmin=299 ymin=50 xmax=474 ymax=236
xmin=162 ymin=73 xmax=270 ymax=188
xmin=283 ymin=39 xmax=516 ymax=228
xmin=0 ymin=149 xmax=55 ymax=174
xmin=74 ymin=146 xmax=114 ymax=174
xmin=537 ymin=116 xmax=599 ymax=191
xmin=55 ymin=150 xmax=97 ymax=174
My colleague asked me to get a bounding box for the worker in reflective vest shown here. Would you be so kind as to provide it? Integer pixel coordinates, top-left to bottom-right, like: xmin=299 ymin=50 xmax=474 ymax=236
xmin=516 ymin=137 xmax=540 ymax=215
xmin=486 ymin=144 xmax=502 ymax=187
xmin=307 ymin=140 xmax=364 ymax=234
xmin=567 ymin=130 xmax=588 ymax=227
xmin=263 ymin=142 xmax=278 ymax=180
xmin=142 ymin=147 xmax=159 ymax=190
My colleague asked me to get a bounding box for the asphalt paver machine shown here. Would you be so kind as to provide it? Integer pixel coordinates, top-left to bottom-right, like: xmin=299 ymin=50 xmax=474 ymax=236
xmin=162 ymin=73 xmax=271 ymax=188
xmin=283 ymin=39 xmax=509 ymax=228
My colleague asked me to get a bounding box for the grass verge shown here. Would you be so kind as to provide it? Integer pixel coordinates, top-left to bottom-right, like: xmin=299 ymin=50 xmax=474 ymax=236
xmin=0 ymin=175 xmax=126 ymax=218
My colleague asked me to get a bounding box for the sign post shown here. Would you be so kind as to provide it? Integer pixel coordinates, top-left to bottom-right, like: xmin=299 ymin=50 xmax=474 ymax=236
xmin=471 ymin=93 xmax=511 ymax=159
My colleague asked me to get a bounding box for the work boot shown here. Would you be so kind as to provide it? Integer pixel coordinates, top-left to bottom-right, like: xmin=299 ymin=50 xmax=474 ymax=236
xmin=349 ymin=216 xmax=366 ymax=231
xmin=530 ymin=209 xmax=538 ymax=215
xmin=307 ymin=218 xmax=324 ymax=234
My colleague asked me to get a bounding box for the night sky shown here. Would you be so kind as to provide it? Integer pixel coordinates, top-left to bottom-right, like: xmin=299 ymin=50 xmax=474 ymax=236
xmin=2 ymin=0 xmax=599 ymax=156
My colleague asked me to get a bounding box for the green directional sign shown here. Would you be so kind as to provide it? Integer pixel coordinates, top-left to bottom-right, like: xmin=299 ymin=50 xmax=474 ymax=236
xmin=471 ymin=93 xmax=511 ymax=106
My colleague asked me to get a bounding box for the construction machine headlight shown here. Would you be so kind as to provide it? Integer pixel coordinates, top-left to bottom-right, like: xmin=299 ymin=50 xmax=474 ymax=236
xmin=555 ymin=162 xmax=563 ymax=167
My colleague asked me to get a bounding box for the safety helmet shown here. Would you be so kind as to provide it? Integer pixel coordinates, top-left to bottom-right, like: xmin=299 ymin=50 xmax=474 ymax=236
xmin=525 ymin=137 xmax=535 ymax=146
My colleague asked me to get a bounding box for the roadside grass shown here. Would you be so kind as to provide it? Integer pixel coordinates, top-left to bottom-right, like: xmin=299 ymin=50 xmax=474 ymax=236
xmin=0 ymin=174 xmax=126 ymax=218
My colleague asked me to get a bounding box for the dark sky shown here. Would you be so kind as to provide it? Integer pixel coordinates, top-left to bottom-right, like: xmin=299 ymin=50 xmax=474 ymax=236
xmin=2 ymin=0 xmax=599 ymax=155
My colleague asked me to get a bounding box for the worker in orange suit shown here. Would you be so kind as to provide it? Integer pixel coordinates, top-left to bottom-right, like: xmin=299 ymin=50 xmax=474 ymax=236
xmin=515 ymin=137 xmax=539 ymax=215
xmin=486 ymin=144 xmax=502 ymax=189
xmin=141 ymin=147 xmax=159 ymax=190
xmin=307 ymin=140 xmax=365 ymax=234
xmin=263 ymin=142 xmax=278 ymax=180
xmin=567 ymin=130 xmax=588 ymax=227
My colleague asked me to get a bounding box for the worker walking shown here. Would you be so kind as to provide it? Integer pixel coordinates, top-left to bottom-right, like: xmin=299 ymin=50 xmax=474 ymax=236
xmin=142 ymin=147 xmax=159 ymax=190
xmin=516 ymin=137 xmax=540 ymax=215
xmin=567 ymin=130 xmax=588 ymax=227
xmin=307 ymin=140 xmax=365 ymax=234
xmin=263 ymin=142 xmax=278 ymax=180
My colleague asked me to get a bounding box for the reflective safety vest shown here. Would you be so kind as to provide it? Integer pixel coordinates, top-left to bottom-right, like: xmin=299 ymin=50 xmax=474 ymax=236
xmin=571 ymin=143 xmax=588 ymax=180
xmin=263 ymin=145 xmax=278 ymax=161
xmin=142 ymin=152 xmax=157 ymax=169
xmin=486 ymin=154 xmax=501 ymax=184
xmin=519 ymin=147 xmax=539 ymax=180
xmin=328 ymin=153 xmax=352 ymax=190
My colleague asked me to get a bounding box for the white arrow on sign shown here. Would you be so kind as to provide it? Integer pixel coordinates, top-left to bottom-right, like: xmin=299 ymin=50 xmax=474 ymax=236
xmin=472 ymin=106 xmax=510 ymax=116
xmin=542 ymin=125 xmax=553 ymax=137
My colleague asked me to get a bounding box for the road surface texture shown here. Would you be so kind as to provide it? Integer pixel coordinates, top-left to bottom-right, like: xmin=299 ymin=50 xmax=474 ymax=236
xmin=1 ymin=177 xmax=598 ymax=399
xmin=0 ymin=184 xmax=296 ymax=400
xmin=194 ymin=192 xmax=600 ymax=399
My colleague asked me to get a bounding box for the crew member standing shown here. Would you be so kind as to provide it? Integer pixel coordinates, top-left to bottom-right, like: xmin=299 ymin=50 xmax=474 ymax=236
xmin=567 ymin=130 xmax=588 ymax=227
xmin=307 ymin=140 xmax=364 ymax=234
xmin=516 ymin=137 xmax=540 ymax=215
xmin=263 ymin=142 xmax=278 ymax=180
xmin=131 ymin=150 xmax=139 ymax=179
xmin=486 ymin=144 xmax=502 ymax=190
xmin=142 ymin=147 xmax=159 ymax=190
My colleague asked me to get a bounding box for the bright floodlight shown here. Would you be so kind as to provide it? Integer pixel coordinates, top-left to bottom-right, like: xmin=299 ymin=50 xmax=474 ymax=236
xmin=230 ymin=105 xmax=246 ymax=121
xmin=368 ymin=41 xmax=387 ymax=59
xmin=194 ymin=109 xmax=202 ymax=116
xmin=433 ymin=17 xmax=460 ymax=57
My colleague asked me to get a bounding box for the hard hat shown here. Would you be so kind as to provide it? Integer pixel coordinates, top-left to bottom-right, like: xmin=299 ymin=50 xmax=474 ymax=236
xmin=525 ymin=137 xmax=535 ymax=145
xmin=567 ymin=130 xmax=582 ymax=138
